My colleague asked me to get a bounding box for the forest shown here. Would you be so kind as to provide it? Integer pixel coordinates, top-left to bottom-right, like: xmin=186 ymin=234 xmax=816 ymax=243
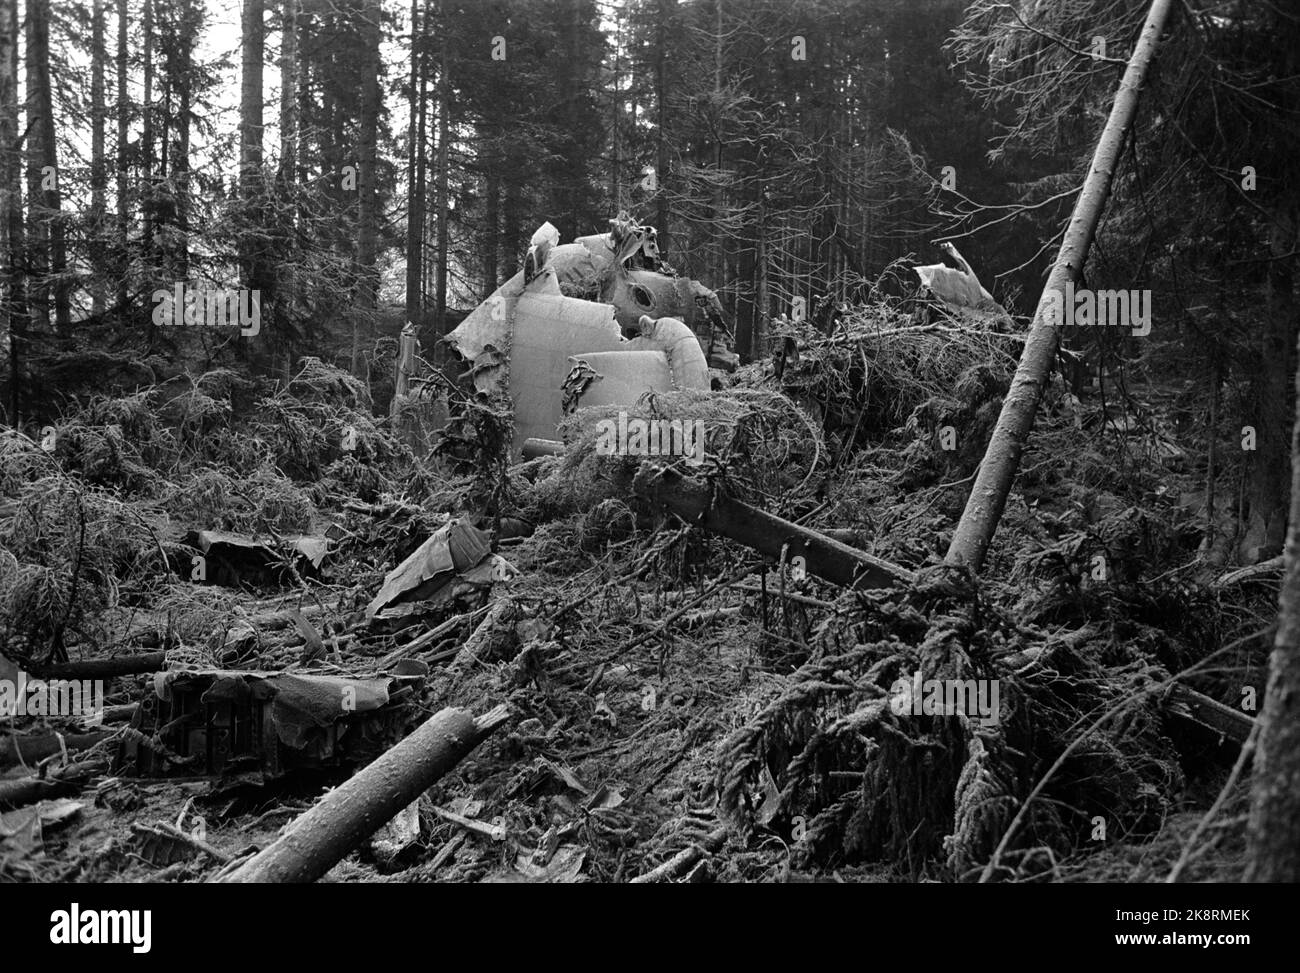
xmin=0 ymin=0 xmax=1298 ymax=896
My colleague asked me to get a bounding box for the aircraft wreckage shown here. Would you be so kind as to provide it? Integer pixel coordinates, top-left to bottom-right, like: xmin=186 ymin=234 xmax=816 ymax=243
xmin=445 ymin=214 xmax=736 ymax=457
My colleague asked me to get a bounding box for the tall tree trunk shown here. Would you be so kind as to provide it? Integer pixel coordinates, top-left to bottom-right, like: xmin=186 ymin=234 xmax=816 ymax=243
xmin=276 ymin=0 xmax=298 ymax=375
xmin=141 ymin=0 xmax=154 ymax=256
xmin=239 ymin=0 xmax=264 ymax=365
xmin=115 ymin=0 xmax=128 ymax=315
xmin=1241 ymin=201 xmax=1300 ymax=562
xmin=654 ymin=0 xmax=672 ymax=250
xmin=415 ymin=48 xmax=428 ymax=304
xmin=433 ymin=29 xmax=449 ymax=335
xmin=609 ymin=4 xmax=620 ymax=214
xmin=483 ymin=167 xmax=498 ymax=293
xmin=1246 ymin=304 xmax=1300 ymax=881
xmin=90 ymin=0 xmax=107 ymax=316
xmin=1 ymin=0 xmax=24 ymax=423
xmin=174 ymin=0 xmax=194 ymax=279
xmin=354 ymin=0 xmax=381 ymax=372
xmin=23 ymin=0 xmax=51 ymax=332
xmin=278 ymin=0 xmax=297 ymax=186
xmin=944 ymin=0 xmax=1176 ymax=573
xmin=502 ymin=165 xmax=520 ymax=278
xmin=404 ymin=0 xmax=423 ymax=320
xmin=712 ymin=0 xmax=723 ymax=285
xmin=754 ymin=192 xmax=768 ymax=359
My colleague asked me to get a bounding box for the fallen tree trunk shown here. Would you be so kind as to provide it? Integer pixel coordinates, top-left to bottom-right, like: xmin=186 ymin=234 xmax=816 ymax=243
xmin=945 ymin=0 xmax=1176 ymax=573
xmin=0 ymin=775 xmax=83 ymax=810
xmin=220 ymin=704 xmax=511 ymax=883
xmin=31 ymin=651 xmax=166 ymax=680
xmin=0 ymin=730 xmax=112 ymax=768
xmin=632 ymin=463 xmax=914 ymax=590
xmin=1167 ymin=684 xmax=1254 ymax=745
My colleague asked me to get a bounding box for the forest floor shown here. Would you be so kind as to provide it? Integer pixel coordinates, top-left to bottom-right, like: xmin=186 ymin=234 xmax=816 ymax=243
xmin=0 ymin=305 xmax=1279 ymax=883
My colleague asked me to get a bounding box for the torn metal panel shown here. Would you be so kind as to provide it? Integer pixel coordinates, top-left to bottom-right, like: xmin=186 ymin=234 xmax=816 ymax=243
xmin=365 ymin=518 xmax=509 ymax=621
xmin=914 ymin=244 xmax=996 ymax=310
xmin=114 ymin=669 xmax=424 ymax=779
xmin=184 ymin=530 xmax=331 ymax=587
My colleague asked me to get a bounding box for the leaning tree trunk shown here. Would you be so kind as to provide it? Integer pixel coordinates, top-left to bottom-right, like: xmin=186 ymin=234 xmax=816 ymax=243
xmin=944 ymin=0 xmax=1176 ymax=572
xmin=1245 ymin=305 xmax=1300 ymax=881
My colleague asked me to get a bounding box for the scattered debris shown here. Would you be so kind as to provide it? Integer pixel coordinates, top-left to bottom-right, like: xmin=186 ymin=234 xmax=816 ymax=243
xmin=115 ymin=669 xmax=425 ymax=780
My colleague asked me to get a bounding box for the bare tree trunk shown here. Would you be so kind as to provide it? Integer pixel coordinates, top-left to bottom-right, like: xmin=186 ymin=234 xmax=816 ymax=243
xmin=609 ymin=4 xmax=621 ymax=213
xmin=239 ymin=0 xmax=264 ymax=365
xmin=433 ymin=28 xmax=449 ymax=335
xmin=1246 ymin=313 xmax=1300 ymax=881
xmin=90 ymin=0 xmax=107 ymax=316
xmin=141 ymin=0 xmax=155 ymax=257
xmin=712 ymin=0 xmax=723 ymax=284
xmin=115 ymin=0 xmax=128 ymax=316
xmin=653 ymin=0 xmax=672 ymax=250
xmin=404 ymin=0 xmax=423 ymax=320
xmin=354 ymin=0 xmax=381 ymax=371
xmin=23 ymin=0 xmax=55 ymax=332
xmin=278 ymin=0 xmax=297 ymax=185
xmin=1 ymin=0 xmax=24 ymax=423
xmin=944 ymin=0 xmax=1176 ymax=572
xmin=483 ymin=168 xmax=498 ymax=292
xmin=502 ymin=169 xmax=520 ymax=279
xmin=1241 ymin=201 xmax=1300 ymax=562
xmin=754 ymin=194 xmax=768 ymax=359
xmin=276 ymin=0 xmax=297 ymax=375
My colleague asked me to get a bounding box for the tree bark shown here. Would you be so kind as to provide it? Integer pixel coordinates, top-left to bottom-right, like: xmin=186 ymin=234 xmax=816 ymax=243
xmin=24 ymin=0 xmax=61 ymax=331
xmin=404 ymin=0 xmax=423 ymax=321
xmin=90 ymin=0 xmax=107 ymax=315
xmin=115 ymin=0 xmax=128 ymax=315
xmin=653 ymin=0 xmax=672 ymax=252
xmin=433 ymin=25 xmax=449 ymax=335
xmin=945 ymin=0 xmax=1176 ymax=573
xmin=354 ymin=0 xmax=381 ymax=371
xmin=1246 ymin=318 xmax=1300 ymax=881
xmin=173 ymin=0 xmax=196 ymax=279
xmin=0 ymin=0 xmax=23 ymax=423
xmin=483 ymin=167 xmax=498 ymax=293
xmin=1241 ymin=200 xmax=1299 ymax=562
xmin=239 ymin=0 xmax=265 ymax=366
xmin=141 ymin=0 xmax=155 ymax=256
xmin=240 ymin=0 xmax=265 ymax=253
xmin=278 ymin=0 xmax=298 ymax=187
